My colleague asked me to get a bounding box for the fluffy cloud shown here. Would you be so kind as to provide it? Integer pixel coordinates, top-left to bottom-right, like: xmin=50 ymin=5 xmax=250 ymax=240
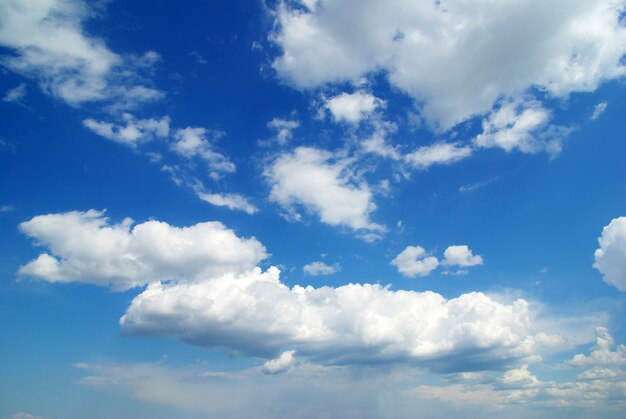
xmin=272 ymin=0 xmax=626 ymax=131
xmin=173 ymin=127 xmax=236 ymax=179
xmin=121 ymin=265 xmax=541 ymax=370
xmin=404 ymin=142 xmax=472 ymax=170
xmin=442 ymin=245 xmax=483 ymax=267
xmin=303 ymin=261 xmax=339 ymax=276
xmin=391 ymin=246 xmax=439 ymax=277
xmin=262 ymin=350 xmax=297 ymax=375
xmin=566 ymin=327 xmax=626 ymax=368
xmin=473 ymin=99 xmax=570 ymax=156
xmin=83 ymin=113 xmax=170 ymax=146
xmin=267 ymin=118 xmax=300 ymax=145
xmin=197 ymin=192 xmax=258 ymax=214
xmin=0 ymin=0 xmax=161 ymax=106
xmin=594 ymin=217 xmax=626 ymax=291
xmin=264 ymin=147 xmax=384 ymax=234
xmin=324 ymin=91 xmax=383 ymax=124
xmin=18 ymin=210 xmax=266 ymax=290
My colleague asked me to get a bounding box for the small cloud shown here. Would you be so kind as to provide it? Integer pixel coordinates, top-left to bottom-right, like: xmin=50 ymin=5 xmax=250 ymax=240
xmin=303 ymin=261 xmax=339 ymax=276
xmin=6 ymin=413 xmax=44 ymax=419
xmin=262 ymin=350 xmax=296 ymax=375
xmin=196 ymin=191 xmax=258 ymax=214
xmin=189 ymin=50 xmax=207 ymax=65
xmin=591 ymin=102 xmax=608 ymax=120
xmin=442 ymin=245 xmax=483 ymax=267
xmin=3 ymin=83 xmax=27 ymax=104
xmin=539 ymin=267 xmax=548 ymax=274
xmin=459 ymin=176 xmax=499 ymax=193
xmin=0 ymin=205 xmax=14 ymax=212
xmin=391 ymin=246 xmax=439 ymax=277
xmin=266 ymin=117 xmax=300 ymax=145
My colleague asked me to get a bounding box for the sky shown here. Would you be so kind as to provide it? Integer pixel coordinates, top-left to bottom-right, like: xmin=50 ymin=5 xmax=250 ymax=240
xmin=1 ymin=0 xmax=626 ymax=418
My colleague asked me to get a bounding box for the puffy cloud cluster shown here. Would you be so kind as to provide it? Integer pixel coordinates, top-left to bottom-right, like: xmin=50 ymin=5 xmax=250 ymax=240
xmin=264 ymin=147 xmax=385 ymax=235
xmin=392 ymin=245 xmax=483 ymax=278
xmin=404 ymin=142 xmax=472 ymax=170
xmin=272 ymin=0 xmax=626 ymax=131
xmin=594 ymin=217 xmax=626 ymax=291
xmin=267 ymin=117 xmax=300 ymax=145
xmin=83 ymin=113 xmax=170 ymax=146
xmin=121 ymin=265 xmax=539 ymax=371
xmin=262 ymin=350 xmax=297 ymax=375
xmin=18 ymin=210 xmax=267 ymax=290
xmin=172 ymin=127 xmax=236 ymax=179
xmin=0 ymin=0 xmax=161 ymax=106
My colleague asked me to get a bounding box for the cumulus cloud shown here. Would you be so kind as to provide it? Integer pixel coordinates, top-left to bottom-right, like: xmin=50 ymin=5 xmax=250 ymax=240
xmin=271 ymin=0 xmax=626 ymax=131
xmin=566 ymin=327 xmax=626 ymax=368
xmin=442 ymin=245 xmax=483 ymax=267
xmin=593 ymin=217 xmax=626 ymax=292
xmin=264 ymin=147 xmax=385 ymax=234
xmin=303 ymin=261 xmax=339 ymax=276
xmin=2 ymin=83 xmax=27 ymax=104
xmin=267 ymin=117 xmax=300 ymax=145
xmin=172 ymin=127 xmax=236 ymax=179
xmin=0 ymin=0 xmax=162 ymax=106
xmin=262 ymin=350 xmax=296 ymax=375
xmin=324 ymin=91 xmax=383 ymax=124
xmin=404 ymin=142 xmax=472 ymax=170
xmin=121 ymin=265 xmax=542 ymax=370
xmin=18 ymin=210 xmax=266 ymax=290
xmin=474 ymin=99 xmax=570 ymax=156
xmin=391 ymin=246 xmax=439 ymax=277
xmin=197 ymin=192 xmax=258 ymax=214
xmin=83 ymin=113 xmax=170 ymax=146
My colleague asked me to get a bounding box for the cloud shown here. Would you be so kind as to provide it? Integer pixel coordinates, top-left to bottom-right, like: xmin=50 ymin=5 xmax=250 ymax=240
xmin=267 ymin=117 xmax=300 ymax=145
xmin=5 ymin=414 xmax=43 ymax=419
xmin=264 ymin=147 xmax=385 ymax=234
xmin=391 ymin=246 xmax=439 ymax=277
xmin=271 ymin=0 xmax=626 ymax=131
xmin=360 ymin=122 xmax=401 ymax=160
xmin=121 ymin=265 xmax=542 ymax=370
xmin=566 ymin=327 xmax=626 ymax=368
xmin=442 ymin=245 xmax=484 ymax=267
xmin=0 ymin=0 xmax=162 ymax=107
xmin=303 ymin=261 xmax=339 ymax=276
xmin=2 ymin=83 xmax=27 ymax=104
xmin=591 ymin=101 xmax=609 ymax=120
xmin=404 ymin=142 xmax=472 ymax=170
xmin=262 ymin=350 xmax=296 ymax=375
xmin=459 ymin=176 xmax=499 ymax=193
xmin=173 ymin=127 xmax=236 ymax=179
xmin=474 ymin=98 xmax=570 ymax=156
xmin=18 ymin=210 xmax=266 ymax=290
xmin=83 ymin=113 xmax=170 ymax=146
xmin=324 ymin=91 xmax=383 ymax=124
xmin=196 ymin=192 xmax=258 ymax=214
xmin=593 ymin=217 xmax=626 ymax=292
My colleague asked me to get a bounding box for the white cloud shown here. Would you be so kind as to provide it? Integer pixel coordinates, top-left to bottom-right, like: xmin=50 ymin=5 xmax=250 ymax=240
xmin=83 ymin=113 xmax=170 ymax=146
xmin=18 ymin=210 xmax=266 ymax=290
xmin=324 ymin=91 xmax=383 ymax=124
xmin=474 ymin=99 xmax=568 ymax=156
xmin=404 ymin=142 xmax=472 ymax=170
xmin=2 ymin=83 xmax=27 ymax=103
xmin=442 ymin=245 xmax=483 ymax=267
xmin=264 ymin=147 xmax=384 ymax=234
xmin=391 ymin=246 xmax=439 ymax=277
xmin=361 ymin=122 xmax=401 ymax=160
xmin=5 ymin=414 xmax=43 ymax=419
xmin=121 ymin=265 xmax=542 ymax=370
xmin=272 ymin=0 xmax=626 ymax=131
xmin=593 ymin=217 xmax=626 ymax=292
xmin=303 ymin=261 xmax=339 ymax=276
xmin=459 ymin=176 xmax=499 ymax=193
xmin=267 ymin=118 xmax=300 ymax=145
xmin=196 ymin=192 xmax=258 ymax=215
xmin=566 ymin=327 xmax=626 ymax=368
xmin=0 ymin=0 xmax=161 ymax=106
xmin=591 ymin=101 xmax=608 ymax=120
xmin=173 ymin=127 xmax=236 ymax=179
xmin=262 ymin=350 xmax=296 ymax=375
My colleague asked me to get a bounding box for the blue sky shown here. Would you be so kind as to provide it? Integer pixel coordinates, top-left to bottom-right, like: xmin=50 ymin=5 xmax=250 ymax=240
xmin=1 ymin=0 xmax=626 ymax=418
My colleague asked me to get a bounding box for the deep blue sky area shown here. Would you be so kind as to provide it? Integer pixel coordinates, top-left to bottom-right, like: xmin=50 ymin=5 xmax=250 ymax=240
xmin=1 ymin=1 xmax=626 ymax=418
